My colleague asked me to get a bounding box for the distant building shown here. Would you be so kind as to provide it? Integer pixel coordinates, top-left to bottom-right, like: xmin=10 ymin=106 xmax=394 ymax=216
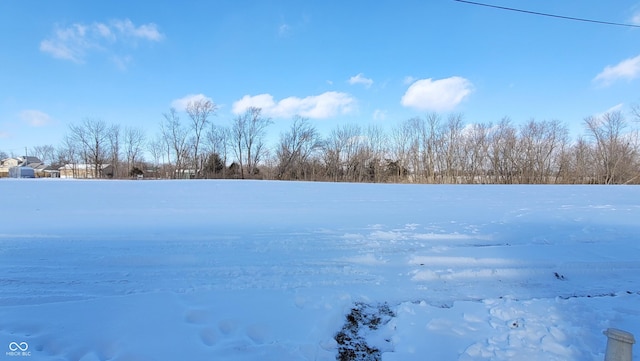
xmin=1 ymin=156 xmax=43 ymax=178
xmin=9 ymin=165 xmax=35 ymax=178
xmin=59 ymin=164 xmax=114 ymax=179
xmin=20 ymin=156 xmax=43 ymax=167
xmin=0 ymin=158 xmax=19 ymax=177
xmin=32 ymin=163 xmax=60 ymax=178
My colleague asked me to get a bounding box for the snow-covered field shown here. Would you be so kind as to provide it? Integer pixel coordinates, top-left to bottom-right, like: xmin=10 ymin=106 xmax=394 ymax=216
xmin=1 ymin=179 xmax=639 ymax=361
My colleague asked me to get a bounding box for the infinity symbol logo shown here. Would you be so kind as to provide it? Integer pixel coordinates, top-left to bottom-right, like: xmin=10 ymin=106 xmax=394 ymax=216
xmin=8 ymin=342 xmax=29 ymax=352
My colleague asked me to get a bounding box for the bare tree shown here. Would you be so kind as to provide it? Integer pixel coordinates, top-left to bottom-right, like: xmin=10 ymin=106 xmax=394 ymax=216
xmin=423 ymin=113 xmax=444 ymax=183
xmin=488 ymin=118 xmax=519 ymax=184
xmin=402 ymin=117 xmax=424 ymax=182
xmin=462 ymin=122 xmax=491 ymax=183
xmin=558 ymin=137 xmax=595 ymax=184
xmin=204 ymin=123 xmax=230 ymax=178
xmin=396 ymin=114 xmax=447 ymax=183
xmin=364 ymin=125 xmax=388 ymax=182
xmin=58 ymin=136 xmax=81 ymax=177
xmin=404 ymin=114 xmax=443 ymax=183
xmin=123 ymin=126 xmax=146 ymax=176
xmin=161 ymin=108 xmax=190 ymax=178
xmin=32 ymin=145 xmax=56 ymax=165
xmin=186 ymin=99 xmax=217 ymax=178
xmin=231 ymin=107 xmax=272 ymax=179
xmin=68 ymin=118 xmax=110 ymax=178
xmin=631 ymin=103 xmax=640 ymax=122
xmin=275 ymin=116 xmax=321 ymax=180
xmin=321 ymin=127 xmax=342 ymax=182
xmin=584 ymin=111 xmax=637 ymax=184
xmin=439 ymin=113 xmax=465 ymax=183
xmin=340 ymin=129 xmax=372 ymax=183
xmin=516 ymin=119 xmax=568 ymax=184
xmin=147 ymin=135 xmax=167 ymax=179
xmin=321 ymin=124 xmax=364 ymax=182
xmin=389 ymin=120 xmax=414 ymax=182
xmin=107 ymin=124 xmax=121 ymax=178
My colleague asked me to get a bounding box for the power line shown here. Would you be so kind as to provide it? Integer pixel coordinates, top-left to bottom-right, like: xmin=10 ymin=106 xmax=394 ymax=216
xmin=453 ymin=0 xmax=640 ymax=29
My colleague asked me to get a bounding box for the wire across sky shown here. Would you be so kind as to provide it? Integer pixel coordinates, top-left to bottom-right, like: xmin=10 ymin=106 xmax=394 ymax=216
xmin=453 ymin=0 xmax=640 ymax=29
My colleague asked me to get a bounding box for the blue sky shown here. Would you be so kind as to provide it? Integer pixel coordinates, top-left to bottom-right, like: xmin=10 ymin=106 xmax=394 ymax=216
xmin=1 ymin=0 xmax=640 ymax=156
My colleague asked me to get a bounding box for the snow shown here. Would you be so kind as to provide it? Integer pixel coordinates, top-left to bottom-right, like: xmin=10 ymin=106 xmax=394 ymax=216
xmin=1 ymin=179 xmax=639 ymax=360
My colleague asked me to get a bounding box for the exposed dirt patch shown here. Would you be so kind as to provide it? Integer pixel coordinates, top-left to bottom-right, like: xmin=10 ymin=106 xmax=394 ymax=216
xmin=335 ymin=302 xmax=396 ymax=361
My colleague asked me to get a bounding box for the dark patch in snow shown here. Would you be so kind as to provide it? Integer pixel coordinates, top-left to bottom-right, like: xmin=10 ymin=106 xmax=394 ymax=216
xmin=554 ymin=272 xmax=566 ymax=280
xmin=559 ymin=291 xmax=628 ymax=300
xmin=335 ymin=302 xmax=395 ymax=361
xmin=438 ymin=302 xmax=453 ymax=309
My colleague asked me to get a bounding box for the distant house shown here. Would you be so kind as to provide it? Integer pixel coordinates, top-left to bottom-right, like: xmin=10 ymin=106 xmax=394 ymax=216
xmin=21 ymin=156 xmax=43 ymax=167
xmin=0 ymin=156 xmax=44 ymax=178
xmin=0 ymin=158 xmax=18 ymax=178
xmin=32 ymin=163 xmax=59 ymax=178
xmin=175 ymin=168 xmax=197 ymax=179
xmin=59 ymin=164 xmax=114 ymax=179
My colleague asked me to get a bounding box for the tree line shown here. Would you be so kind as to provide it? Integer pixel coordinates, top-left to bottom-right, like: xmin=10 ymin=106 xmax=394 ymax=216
xmin=6 ymin=99 xmax=639 ymax=184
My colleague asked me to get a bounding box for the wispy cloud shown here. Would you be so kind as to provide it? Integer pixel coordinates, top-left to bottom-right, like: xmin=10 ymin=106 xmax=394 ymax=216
xmin=19 ymin=110 xmax=53 ymax=127
xmin=111 ymin=19 xmax=163 ymax=41
xmin=594 ymin=54 xmax=640 ymax=86
xmin=348 ymin=73 xmax=373 ymax=88
xmin=401 ymin=77 xmax=473 ymax=112
xmin=171 ymin=94 xmax=214 ymax=112
xmin=631 ymin=10 xmax=640 ymax=25
xmin=372 ymin=109 xmax=387 ymax=121
xmin=40 ymin=23 xmax=93 ymax=63
xmin=593 ymin=103 xmax=625 ymax=119
xmin=605 ymin=103 xmax=624 ymax=113
xmin=40 ymin=19 xmax=163 ymax=66
xmin=232 ymin=92 xmax=356 ymax=119
xmin=403 ymin=76 xmax=416 ymax=85
xmin=111 ymin=55 xmax=133 ymax=71
xmin=278 ymin=23 xmax=292 ymax=37
xmin=278 ymin=14 xmax=311 ymax=38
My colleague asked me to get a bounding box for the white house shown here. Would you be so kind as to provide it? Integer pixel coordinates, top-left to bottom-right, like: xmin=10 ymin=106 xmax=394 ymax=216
xmin=59 ymin=164 xmax=114 ymax=179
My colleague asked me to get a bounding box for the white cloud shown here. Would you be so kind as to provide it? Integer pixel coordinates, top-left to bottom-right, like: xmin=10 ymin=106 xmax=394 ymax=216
xmin=95 ymin=23 xmax=114 ymax=39
xmin=111 ymin=19 xmax=163 ymax=41
xmin=605 ymin=103 xmax=624 ymax=113
xmin=403 ymin=76 xmax=416 ymax=85
xmin=40 ymin=19 xmax=163 ymax=64
xmin=631 ymin=11 xmax=640 ymax=25
xmin=111 ymin=55 xmax=133 ymax=71
xmin=348 ymin=73 xmax=373 ymax=88
xmin=279 ymin=23 xmax=291 ymax=37
xmin=0 ymin=131 xmax=9 ymax=139
xmin=171 ymin=94 xmax=214 ymax=111
xmin=232 ymin=94 xmax=276 ymax=113
xmin=19 ymin=110 xmax=52 ymax=127
xmin=372 ymin=109 xmax=387 ymax=121
xmin=594 ymin=54 xmax=640 ymax=86
xmin=593 ymin=103 xmax=625 ymax=119
xmin=39 ymin=24 xmax=93 ymax=63
xmin=401 ymin=77 xmax=473 ymax=111
xmin=232 ymin=91 xmax=355 ymax=119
